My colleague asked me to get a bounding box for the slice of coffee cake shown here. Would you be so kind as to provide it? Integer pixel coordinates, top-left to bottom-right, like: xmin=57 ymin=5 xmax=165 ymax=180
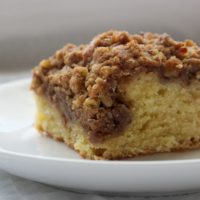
xmin=31 ymin=31 xmax=200 ymax=160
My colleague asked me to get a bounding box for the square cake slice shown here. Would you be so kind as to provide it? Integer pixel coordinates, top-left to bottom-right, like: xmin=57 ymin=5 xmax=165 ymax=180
xmin=31 ymin=31 xmax=200 ymax=160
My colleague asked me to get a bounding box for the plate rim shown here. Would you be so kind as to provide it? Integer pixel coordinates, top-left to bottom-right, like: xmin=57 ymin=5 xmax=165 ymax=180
xmin=1 ymin=147 xmax=200 ymax=166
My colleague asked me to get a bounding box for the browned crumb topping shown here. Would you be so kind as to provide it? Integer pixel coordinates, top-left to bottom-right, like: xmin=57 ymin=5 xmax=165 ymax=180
xmin=31 ymin=30 xmax=200 ymax=142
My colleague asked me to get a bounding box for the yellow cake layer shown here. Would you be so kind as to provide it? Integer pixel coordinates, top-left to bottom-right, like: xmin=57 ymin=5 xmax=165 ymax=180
xmin=34 ymin=72 xmax=200 ymax=160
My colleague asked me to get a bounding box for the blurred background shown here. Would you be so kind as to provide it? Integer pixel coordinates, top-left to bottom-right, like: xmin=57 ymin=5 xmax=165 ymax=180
xmin=0 ymin=0 xmax=200 ymax=81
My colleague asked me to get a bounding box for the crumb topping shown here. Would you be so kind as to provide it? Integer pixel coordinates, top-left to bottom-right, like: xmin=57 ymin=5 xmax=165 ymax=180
xmin=31 ymin=30 xmax=200 ymax=142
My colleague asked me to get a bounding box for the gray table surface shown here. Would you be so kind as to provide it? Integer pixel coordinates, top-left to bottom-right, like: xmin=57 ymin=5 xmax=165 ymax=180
xmin=1 ymin=72 xmax=200 ymax=200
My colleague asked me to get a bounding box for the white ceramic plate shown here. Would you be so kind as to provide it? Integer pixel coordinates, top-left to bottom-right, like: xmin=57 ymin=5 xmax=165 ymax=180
xmin=1 ymin=79 xmax=200 ymax=194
